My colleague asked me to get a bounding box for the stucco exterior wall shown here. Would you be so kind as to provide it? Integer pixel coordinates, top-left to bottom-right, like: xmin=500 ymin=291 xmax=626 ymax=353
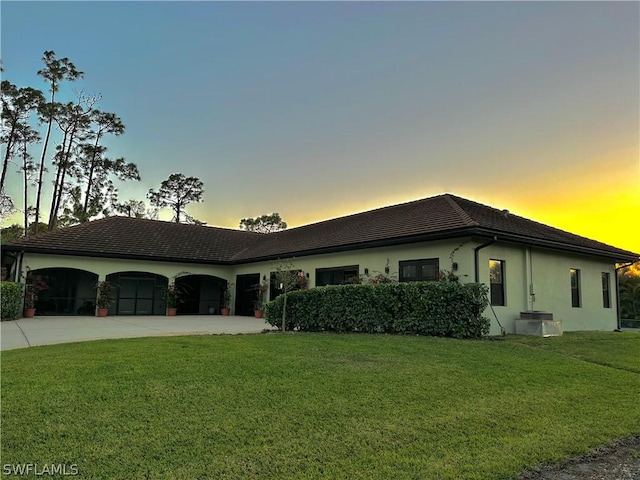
xmin=476 ymin=244 xmax=618 ymax=334
xmin=16 ymin=240 xmax=618 ymax=333
xmin=525 ymin=249 xmax=617 ymax=332
xmin=19 ymin=253 xmax=232 ymax=282
xmin=230 ymin=238 xmax=475 ymax=289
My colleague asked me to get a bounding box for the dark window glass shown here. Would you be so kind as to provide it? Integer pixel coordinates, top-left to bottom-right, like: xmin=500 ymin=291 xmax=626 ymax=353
xmin=602 ymin=272 xmax=611 ymax=308
xmin=402 ymin=265 xmax=416 ymax=279
xmin=399 ymin=259 xmax=439 ymax=282
xmin=315 ymin=266 xmax=359 ymax=287
xmin=489 ymin=259 xmax=505 ymax=306
xmin=422 ymin=263 xmax=438 ymax=280
xmin=570 ymin=269 xmax=581 ymax=308
xmin=269 ymin=271 xmax=304 ymax=301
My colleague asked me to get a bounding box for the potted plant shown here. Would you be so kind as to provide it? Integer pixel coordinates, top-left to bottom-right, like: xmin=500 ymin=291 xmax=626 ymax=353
xmin=95 ymin=280 xmax=115 ymax=317
xmin=221 ymin=282 xmax=233 ymax=316
xmin=253 ymin=279 xmax=269 ymax=318
xmin=22 ymin=270 xmax=48 ymax=318
xmin=162 ymin=284 xmax=181 ymax=316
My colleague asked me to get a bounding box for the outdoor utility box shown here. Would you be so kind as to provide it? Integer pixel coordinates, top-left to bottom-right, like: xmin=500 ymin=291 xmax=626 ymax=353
xmin=515 ymin=311 xmax=562 ymax=337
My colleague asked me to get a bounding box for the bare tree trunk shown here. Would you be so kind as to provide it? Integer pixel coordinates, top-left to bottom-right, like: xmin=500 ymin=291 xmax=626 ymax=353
xmin=34 ymin=103 xmax=55 ymax=230
xmin=282 ymin=293 xmax=287 ymax=332
xmin=49 ymin=118 xmax=80 ymax=229
xmin=47 ymin=132 xmax=68 ymax=228
xmin=0 ymin=123 xmax=17 ymax=193
xmin=82 ymin=138 xmax=101 ymax=215
xmin=22 ymin=144 xmax=29 ymax=237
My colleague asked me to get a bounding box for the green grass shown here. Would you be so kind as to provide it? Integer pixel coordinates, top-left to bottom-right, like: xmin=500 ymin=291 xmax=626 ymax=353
xmin=1 ymin=332 xmax=639 ymax=479
xmin=507 ymin=331 xmax=640 ymax=374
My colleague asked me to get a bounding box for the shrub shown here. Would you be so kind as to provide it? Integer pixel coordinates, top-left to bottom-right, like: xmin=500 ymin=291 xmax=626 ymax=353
xmin=265 ymin=281 xmax=490 ymax=338
xmin=1 ymin=282 xmax=23 ymax=320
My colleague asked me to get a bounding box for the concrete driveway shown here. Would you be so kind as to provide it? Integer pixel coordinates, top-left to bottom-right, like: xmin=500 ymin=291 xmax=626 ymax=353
xmin=1 ymin=315 xmax=275 ymax=351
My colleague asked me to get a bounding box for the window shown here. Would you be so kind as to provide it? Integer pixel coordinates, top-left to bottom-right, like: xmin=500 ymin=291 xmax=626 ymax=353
xmin=315 ymin=266 xmax=359 ymax=287
xmin=269 ymin=271 xmax=304 ymax=301
xmin=570 ymin=268 xmax=581 ymax=308
xmin=602 ymin=272 xmax=611 ymax=308
xmin=489 ymin=259 xmax=505 ymax=306
xmin=399 ymin=258 xmax=439 ymax=282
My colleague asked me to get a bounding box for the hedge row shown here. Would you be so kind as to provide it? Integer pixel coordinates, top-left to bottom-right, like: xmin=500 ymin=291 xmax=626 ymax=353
xmin=1 ymin=282 xmax=23 ymax=321
xmin=264 ymin=281 xmax=490 ymax=338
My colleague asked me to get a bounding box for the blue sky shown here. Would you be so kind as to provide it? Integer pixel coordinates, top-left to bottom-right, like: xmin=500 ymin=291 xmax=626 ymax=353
xmin=2 ymin=1 xmax=639 ymax=252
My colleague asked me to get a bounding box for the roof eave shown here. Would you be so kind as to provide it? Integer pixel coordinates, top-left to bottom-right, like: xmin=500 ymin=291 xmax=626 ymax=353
xmin=473 ymin=228 xmax=639 ymax=262
xmin=1 ymin=245 xmax=233 ymax=266
xmin=231 ymin=228 xmax=477 ymax=264
xmin=4 ymin=226 xmax=636 ymax=265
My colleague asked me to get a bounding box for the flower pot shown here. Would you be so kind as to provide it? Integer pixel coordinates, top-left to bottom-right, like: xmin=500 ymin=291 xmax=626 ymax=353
xmin=97 ymin=308 xmax=109 ymax=317
xmin=167 ymin=307 xmax=178 ymax=316
xmin=221 ymin=307 xmax=230 ymax=316
xmin=254 ymin=309 xmax=264 ymax=318
xmin=23 ymin=308 xmax=36 ymax=318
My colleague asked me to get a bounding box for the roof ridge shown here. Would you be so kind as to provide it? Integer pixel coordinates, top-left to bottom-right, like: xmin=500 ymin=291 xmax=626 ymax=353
xmin=445 ymin=195 xmax=636 ymax=253
xmin=101 ymin=215 xmax=266 ymax=236
xmin=280 ymin=194 xmax=460 ymax=232
xmin=443 ymin=194 xmax=480 ymax=227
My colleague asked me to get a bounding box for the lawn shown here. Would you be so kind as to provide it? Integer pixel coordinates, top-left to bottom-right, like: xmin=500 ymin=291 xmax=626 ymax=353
xmin=1 ymin=332 xmax=638 ymax=479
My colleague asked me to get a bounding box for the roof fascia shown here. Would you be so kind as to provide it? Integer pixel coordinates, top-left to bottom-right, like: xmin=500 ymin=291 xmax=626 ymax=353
xmin=2 ymin=246 xmax=234 ymax=266
xmin=472 ymin=228 xmax=639 ymax=262
xmin=231 ymin=228 xmax=477 ymax=264
xmin=5 ymin=226 xmax=637 ymax=266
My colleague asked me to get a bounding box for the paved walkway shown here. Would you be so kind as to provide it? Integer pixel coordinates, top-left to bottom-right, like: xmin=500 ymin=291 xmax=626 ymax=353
xmin=1 ymin=315 xmax=274 ymax=351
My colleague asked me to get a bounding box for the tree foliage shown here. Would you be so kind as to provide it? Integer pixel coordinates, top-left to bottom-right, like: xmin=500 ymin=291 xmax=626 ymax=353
xmin=34 ymin=51 xmax=84 ymax=229
xmin=270 ymin=261 xmax=306 ymax=332
xmin=1 ymin=222 xmax=49 ymax=243
xmin=619 ymin=263 xmax=640 ymax=320
xmin=114 ymin=199 xmax=148 ymax=218
xmin=147 ymin=173 xmax=204 ymax=224
xmin=239 ymin=212 xmax=287 ymax=233
xmin=1 ymin=80 xmax=44 ymax=193
xmin=1 ymin=224 xmax=25 ymax=243
xmin=1 ymin=50 xmax=141 ymax=232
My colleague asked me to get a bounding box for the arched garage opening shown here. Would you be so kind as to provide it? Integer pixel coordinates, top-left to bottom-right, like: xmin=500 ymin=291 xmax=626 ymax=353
xmin=33 ymin=268 xmax=98 ymax=316
xmin=107 ymin=272 xmax=168 ymax=315
xmin=175 ymin=274 xmax=226 ymax=315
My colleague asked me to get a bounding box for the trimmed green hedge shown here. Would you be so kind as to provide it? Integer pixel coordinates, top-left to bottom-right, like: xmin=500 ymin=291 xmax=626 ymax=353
xmin=1 ymin=282 xmax=23 ymax=321
xmin=265 ymin=281 xmax=490 ymax=338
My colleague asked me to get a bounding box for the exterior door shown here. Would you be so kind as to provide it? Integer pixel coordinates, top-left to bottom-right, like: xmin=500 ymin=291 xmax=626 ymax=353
xmin=117 ymin=277 xmax=156 ymax=315
xmin=235 ymin=273 xmax=260 ymax=316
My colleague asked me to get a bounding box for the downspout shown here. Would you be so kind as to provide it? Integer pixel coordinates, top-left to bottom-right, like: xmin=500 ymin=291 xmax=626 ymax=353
xmin=615 ymin=261 xmax=638 ymax=331
xmin=474 ymin=237 xmax=497 ymax=283
xmin=526 ymin=247 xmax=535 ymax=311
xmin=16 ymin=251 xmax=25 ymax=282
xmin=474 ymin=236 xmax=505 ymax=336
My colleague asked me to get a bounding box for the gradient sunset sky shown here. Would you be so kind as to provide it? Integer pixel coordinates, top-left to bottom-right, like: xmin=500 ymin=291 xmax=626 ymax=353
xmin=2 ymin=1 xmax=638 ymax=253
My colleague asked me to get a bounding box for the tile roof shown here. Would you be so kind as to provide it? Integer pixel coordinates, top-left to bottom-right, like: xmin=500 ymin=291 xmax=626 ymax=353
xmin=2 ymin=216 xmax=264 ymax=264
xmin=3 ymin=194 xmax=637 ymax=263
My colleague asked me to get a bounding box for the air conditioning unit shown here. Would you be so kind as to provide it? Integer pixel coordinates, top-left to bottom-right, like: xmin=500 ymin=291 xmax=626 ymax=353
xmin=515 ymin=311 xmax=562 ymax=337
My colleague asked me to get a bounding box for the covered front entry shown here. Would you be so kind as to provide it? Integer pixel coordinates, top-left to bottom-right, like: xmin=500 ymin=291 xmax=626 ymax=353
xmin=32 ymin=268 xmax=98 ymax=316
xmin=175 ymin=274 xmax=226 ymax=315
xmin=107 ymin=272 xmax=168 ymax=315
xmin=235 ymin=273 xmax=260 ymax=316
